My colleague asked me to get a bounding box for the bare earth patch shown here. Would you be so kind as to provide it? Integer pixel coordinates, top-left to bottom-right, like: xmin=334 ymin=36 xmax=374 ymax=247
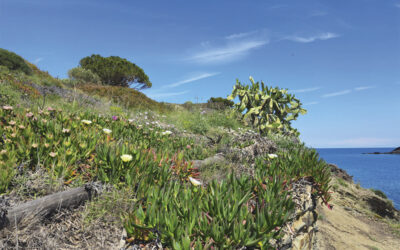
xmin=314 ymin=177 xmax=400 ymax=250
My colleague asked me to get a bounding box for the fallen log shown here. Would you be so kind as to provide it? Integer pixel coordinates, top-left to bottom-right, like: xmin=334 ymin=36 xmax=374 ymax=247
xmin=0 ymin=182 xmax=102 ymax=230
xmin=191 ymin=153 xmax=226 ymax=169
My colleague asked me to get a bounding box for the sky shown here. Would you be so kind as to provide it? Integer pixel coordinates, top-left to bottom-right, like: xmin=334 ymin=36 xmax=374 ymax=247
xmin=1 ymin=0 xmax=399 ymax=148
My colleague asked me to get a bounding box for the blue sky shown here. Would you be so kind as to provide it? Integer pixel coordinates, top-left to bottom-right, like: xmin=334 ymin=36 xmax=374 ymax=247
xmin=1 ymin=0 xmax=399 ymax=148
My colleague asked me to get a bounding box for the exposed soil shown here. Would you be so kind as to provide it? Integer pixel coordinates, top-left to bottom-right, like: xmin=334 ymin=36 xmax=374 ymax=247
xmin=314 ymin=176 xmax=400 ymax=250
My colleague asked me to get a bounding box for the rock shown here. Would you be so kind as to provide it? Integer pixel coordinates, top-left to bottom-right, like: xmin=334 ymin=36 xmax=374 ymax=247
xmin=328 ymin=163 xmax=353 ymax=182
xmin=364 ymin=146 xmax=400 ymax=154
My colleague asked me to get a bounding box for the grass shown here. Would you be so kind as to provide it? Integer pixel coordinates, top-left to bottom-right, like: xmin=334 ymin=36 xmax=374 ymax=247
xmin=337 ymin=178 xmax=349 ymax=187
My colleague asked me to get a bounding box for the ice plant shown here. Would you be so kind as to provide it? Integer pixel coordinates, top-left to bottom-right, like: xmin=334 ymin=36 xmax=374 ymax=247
xmin=268 ymin=153 xmax=278 ymax=159
xmin=9 ymin=121 xmax=16 ymax=126
xmin=103 ymin=128 xmax=112 ymax=134
xmin=188 ymin=177 xmax=202 ymax=186
xmin=49 ymin=152 xmax=57 ymax=158
xmin=62 ymin=128 xmax=70 ymax=133
xmin=2 ymin=105 xmax=13 ymax=110
xmin=161 ymin=130 xmax=172 ymax=136
xmin=112 ymin=116 xmax=118 ymax=121
xmin=81 ymin=120 xmax=92 ymax=125
xmin=26 ymin=112 xmax=34 ymax=118
xmin=121 ymin=154 xmax=133 ymax=162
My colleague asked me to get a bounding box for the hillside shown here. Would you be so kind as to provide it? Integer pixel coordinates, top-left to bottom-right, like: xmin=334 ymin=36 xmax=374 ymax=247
xmin=0 ymin=51 xmax=399 ymax=249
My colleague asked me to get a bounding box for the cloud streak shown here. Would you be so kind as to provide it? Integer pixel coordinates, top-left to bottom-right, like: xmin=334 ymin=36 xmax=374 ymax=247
xmin=33 ymin=57 xmax=43 ymax=64
xmin=188 ymin=30 xmax=269 ymax=64
xmin=322 ymin=89 xmax=351 ymax=98
xmin=291 ymin=87 xmax=321 ymax=93
xmin=188 ymin=40 xmax=267 ymax=64
xmin=285 ymin=32 xmax=339 ymax=43
xmin=147 ymin=90 xmax=189 ymax=99
xmin=354 ymin=85 xmax=375 ymax=91
xmin=166 ymin=72 xmax=219 ymax=88
xmin=225 ymin=31 xmax=257 ymax=40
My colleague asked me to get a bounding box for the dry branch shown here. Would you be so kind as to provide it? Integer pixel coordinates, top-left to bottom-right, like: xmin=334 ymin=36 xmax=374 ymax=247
xmin=0 ymin=182 xmax=102 ymax=230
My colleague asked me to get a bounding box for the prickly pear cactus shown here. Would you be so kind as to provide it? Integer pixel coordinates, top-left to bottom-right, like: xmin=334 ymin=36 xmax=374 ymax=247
xmin=227 ymin=76 xmax=306 ymax=136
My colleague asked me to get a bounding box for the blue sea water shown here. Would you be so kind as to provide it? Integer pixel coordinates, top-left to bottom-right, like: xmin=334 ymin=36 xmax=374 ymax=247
xmin=316 ymin=148 xmax=400 ymax=209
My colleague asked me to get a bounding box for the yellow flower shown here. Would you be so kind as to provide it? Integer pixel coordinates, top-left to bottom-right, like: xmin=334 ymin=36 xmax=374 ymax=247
xmin=81 ymin=120 xmax=92 ymax=125
xmin=0 ymin=149 xmax=7 ymax=155
xmin=18 ymin=125 xmax=25 ymax=129
xmin=102 ymin=128 xmax=112 ymax=134
xmin=189 ymin=177 xmax=202 ymax=186
xmin=120 ymin=154 xmax=133 ymax=162
xmin=32 ymin=143 xmax=38 ymax=148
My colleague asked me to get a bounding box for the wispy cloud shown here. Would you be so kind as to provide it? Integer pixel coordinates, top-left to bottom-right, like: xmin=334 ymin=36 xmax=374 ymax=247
xmin=166 ymin=72 xmax=219 ymax=88
xmin=303 ymin=101 xmax=319 ymax=106
xmin=188 ymin=30 xmax=269 ymax=64
xmin=395 ymin=3 xmax=400 ymax=8
xmin=354 ymin=85 xmax=375 ymax=91
xmin=322 ymin=89 xmax=351 ymax=98
xmin=285 ymin=32 xmax=339 ymax=43
xmin=33 ymin=57 xmax=43 ymax=64
xmin=225 ymin=31 xmax=257 ymax=40
xmin=147 ymin=90 xmax=189 ymax=99
xmin=291 ymin=87 xmax=321 ymax=93
xmin=188 ymin=40 xmax=267 ymax=64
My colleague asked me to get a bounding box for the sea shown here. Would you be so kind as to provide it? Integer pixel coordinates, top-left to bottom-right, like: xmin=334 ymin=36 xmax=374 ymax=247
xmin=316 ymin=148 xmax=400 ymax=209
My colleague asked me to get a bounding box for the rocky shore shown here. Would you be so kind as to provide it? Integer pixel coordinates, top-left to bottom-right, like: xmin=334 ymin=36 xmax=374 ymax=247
xmin=364 ymin=147 xmax=400 ymax=155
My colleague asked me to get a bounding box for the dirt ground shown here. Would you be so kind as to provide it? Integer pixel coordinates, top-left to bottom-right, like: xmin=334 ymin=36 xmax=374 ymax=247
xmin=314 ymin=177 xmax=400 ymax=250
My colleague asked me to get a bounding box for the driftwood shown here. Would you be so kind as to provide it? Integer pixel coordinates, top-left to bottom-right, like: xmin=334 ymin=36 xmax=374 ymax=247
xmin=0 ymin=182 xmax=102 ymax=230
xmin=192 ymin=153 xmax=226 ymax=169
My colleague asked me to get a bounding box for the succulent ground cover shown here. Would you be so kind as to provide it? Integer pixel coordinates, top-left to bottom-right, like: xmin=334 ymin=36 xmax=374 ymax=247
xmin=0 ymin=102 xmax=331 ymax=249
xmin=0 ymin=62 xmax=333 ymax=249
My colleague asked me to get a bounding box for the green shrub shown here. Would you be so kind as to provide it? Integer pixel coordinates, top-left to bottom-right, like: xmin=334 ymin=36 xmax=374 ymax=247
xmin=207 ymin=97 xmax=234 ymax=110
xmin=68 ymin=67 xmax=101 ymax=85
xmin=0 ymin=48 xmax=32 ymax=75
xmin=370 ymin=188 xmax=388 ymax=199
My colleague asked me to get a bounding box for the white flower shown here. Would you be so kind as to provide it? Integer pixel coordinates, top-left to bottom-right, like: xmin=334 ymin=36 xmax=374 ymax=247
xmin=268 ymin=154 xmax=278 ymax=159
xmin=121 ymin=154 xmax=133 ymax=162
xmin=189 ymin=177 xmax=202 ymax=186
xmin=128 ymin=119 xmax=134 ymax=123
xmin=81 ymin=120 xmax=92 ymax=125
xmin=161 ymin=130 xmax=172 ymax=136
xmin=103 ymin=128 xmax=112 ymax=134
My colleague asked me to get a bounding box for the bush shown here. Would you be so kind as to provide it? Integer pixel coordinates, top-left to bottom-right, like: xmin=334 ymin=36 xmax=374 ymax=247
xmin=0 ymin=48 xmax=32 ymax=75
xmin=370 ymin=188 xmax=388 ymax=199
xmin=207 ymin=97 xmax=234 ymax=110
xmin=68 ymin=67 xmax=101 ymax=85
xmin=79 ymin=54 xmax=151 ymax=89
